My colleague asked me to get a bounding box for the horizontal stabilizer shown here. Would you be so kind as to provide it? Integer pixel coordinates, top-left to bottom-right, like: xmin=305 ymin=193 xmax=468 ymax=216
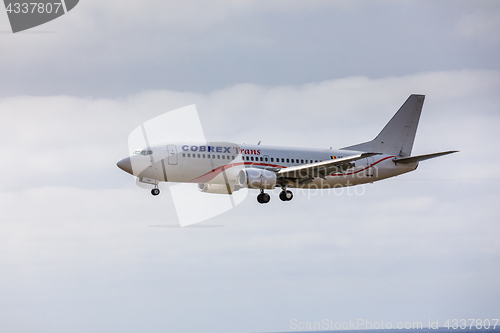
xmin=392 ymin=151 xmax=458 ymax=164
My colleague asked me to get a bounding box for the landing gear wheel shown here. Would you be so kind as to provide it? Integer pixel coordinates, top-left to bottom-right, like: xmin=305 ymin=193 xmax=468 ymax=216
xmin=151 ymin=188 xmax=160 ymax=196
xmin=257 ymin=192 xmax=270 ymax=204
xmin=279 ymin=190 xmax=293 ymax=201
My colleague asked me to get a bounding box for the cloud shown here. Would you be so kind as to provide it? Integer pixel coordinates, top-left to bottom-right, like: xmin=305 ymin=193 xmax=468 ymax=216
xmin=0 ymin=70 xmax=499 ymax=332
xmin=1 ymin=0 xmax=499 ymax=330
xmin=456 ymin=9 xmax=500 ymax=45
xmin=1 ymin=69 xmax=499 ymax=193
xmin=1 ymin=1 xmax=499 ymax=97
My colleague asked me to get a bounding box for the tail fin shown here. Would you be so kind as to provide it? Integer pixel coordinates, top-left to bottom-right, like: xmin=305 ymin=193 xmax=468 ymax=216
xmin=341 ymin=94 xmax=425 ymax=157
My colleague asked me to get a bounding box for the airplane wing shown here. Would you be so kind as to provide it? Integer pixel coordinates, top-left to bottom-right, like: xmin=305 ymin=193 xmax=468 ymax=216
xmin=276 ymin=152 xmax=379 ymax=180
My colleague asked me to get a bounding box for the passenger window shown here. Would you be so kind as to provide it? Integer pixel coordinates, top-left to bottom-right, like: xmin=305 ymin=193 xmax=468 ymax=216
xmin=286 ymin=158 xmax=289 ymax=163
xmin=260 ymin=157 xmax=263 ymax=161
xmin=217 ymin=155 xmax=220 ymax=159
xmin=301 ymin=159 xmax=304 ymax=163
xmin=182 ymin=153 xmax=186 ymax=157
xmin=202 ymin=154 xmax=205 ymax=158
xmin=198 ymin=154 xmax=200 ymax=158
xmin=270 ymin=157 xmax=274 ymax=162
xmin=291 ymin=159 xmax=294 ymax=163
xmin=251 ymin=156 xmax=254 ymax=161
xmin=222 ymin=155 xmax=225 ymax=159
xmin=187 ymin=153 xmax=191 ymax=157
xmin=265 ymin=157 xmax=268 ymax=162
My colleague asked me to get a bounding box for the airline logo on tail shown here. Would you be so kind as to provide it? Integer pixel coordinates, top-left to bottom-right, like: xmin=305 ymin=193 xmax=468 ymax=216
xmin=3 ymin=0 xmax=79 ymax=33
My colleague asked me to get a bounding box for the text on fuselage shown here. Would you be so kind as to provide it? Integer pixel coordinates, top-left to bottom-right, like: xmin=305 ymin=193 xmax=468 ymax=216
xmin=181 ymin=145 xmax=261 ymax=155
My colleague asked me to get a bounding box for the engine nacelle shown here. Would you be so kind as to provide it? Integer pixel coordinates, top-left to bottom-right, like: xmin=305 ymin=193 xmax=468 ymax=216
xmin=238 ymin=168 xmax=277 ymax=189
xmin=198 ymin=183 xmax=239 ymax=194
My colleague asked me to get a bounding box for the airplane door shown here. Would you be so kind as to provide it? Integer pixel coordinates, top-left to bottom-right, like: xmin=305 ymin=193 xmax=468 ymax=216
xmin=167 ymin=145 xmax=178 ymax=165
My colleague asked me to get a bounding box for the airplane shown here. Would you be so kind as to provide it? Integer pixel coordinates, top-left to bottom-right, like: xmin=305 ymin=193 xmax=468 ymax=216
xmin=116 ymin=94 xmax=457 ymax=204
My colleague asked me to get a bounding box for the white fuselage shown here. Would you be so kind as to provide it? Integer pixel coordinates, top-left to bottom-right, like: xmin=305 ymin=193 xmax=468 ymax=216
xmin=127 ymin=142 xmax=418 ymax=189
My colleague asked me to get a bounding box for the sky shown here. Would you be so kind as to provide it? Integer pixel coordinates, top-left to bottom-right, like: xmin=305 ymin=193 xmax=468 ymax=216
xmin=0 ymin=1 xmax=499 ymax=333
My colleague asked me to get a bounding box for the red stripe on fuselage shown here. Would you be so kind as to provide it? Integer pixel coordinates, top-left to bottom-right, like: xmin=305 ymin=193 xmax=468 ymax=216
xmin=328 ymin=155 xmax=395 ymax=176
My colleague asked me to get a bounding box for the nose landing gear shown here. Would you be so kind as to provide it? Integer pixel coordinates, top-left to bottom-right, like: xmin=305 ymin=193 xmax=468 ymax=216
xmin=151 ymin=187 xmax=160 ymax=196
xmin=257 ymin=189 xmax=270 ymax=204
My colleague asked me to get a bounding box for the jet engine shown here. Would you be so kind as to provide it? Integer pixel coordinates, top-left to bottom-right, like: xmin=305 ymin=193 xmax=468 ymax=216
xmin=238 ymin=168 xmax=277 ymax=189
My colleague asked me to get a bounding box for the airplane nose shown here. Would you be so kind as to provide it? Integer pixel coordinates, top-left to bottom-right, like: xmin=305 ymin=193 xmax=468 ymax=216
xmin=116 ymin=157 xmax=133 ymax=174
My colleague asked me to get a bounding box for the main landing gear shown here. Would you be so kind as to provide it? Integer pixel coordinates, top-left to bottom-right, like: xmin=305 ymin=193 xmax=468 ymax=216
xmin=256 ymin=188 xmax=294 ymax=204
xmin=279 ymin=188 xmax=293 ymax=201
xmin=257 ymin=189 xmax=270 ymax=204
xmin=151 ymin=187 xmax=160 ymax=196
